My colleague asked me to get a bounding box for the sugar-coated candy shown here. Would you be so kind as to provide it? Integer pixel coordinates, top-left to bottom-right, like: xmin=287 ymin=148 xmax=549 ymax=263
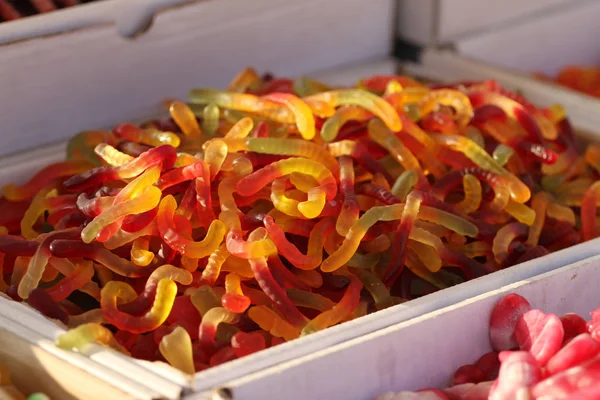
xmin=1 ymin=69 xmax=597 ymax=378
xmin=489 ymin=294 xmax=531 ymax=352
xmin=514 ymin=309 xmax=564 ymax=366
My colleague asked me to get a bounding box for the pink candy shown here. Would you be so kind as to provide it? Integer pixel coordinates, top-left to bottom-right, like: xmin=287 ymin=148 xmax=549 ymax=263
xmin=532 ymin=355 xmax=600 ymax=398
xmin=489 ymin=294 xmax=531 ymax=351
xmin=560 ymin=313 xmax=587 ymax=344
xmin=546 ymin=333 xmax=600 ymax=375
xmin=489 ymin=351 xmax=540 ymax=400
xmin=514 ymin=309 xmax=564 ymax=365
xmin=452 ymin=365 xmax=486 ymax=385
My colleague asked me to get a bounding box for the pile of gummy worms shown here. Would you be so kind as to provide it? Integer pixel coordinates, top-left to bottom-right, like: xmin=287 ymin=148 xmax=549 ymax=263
xmin=0 ymin=68 xmax=599 ymax=375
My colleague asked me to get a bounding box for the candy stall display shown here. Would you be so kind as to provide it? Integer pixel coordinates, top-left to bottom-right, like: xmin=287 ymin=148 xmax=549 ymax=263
xmin=2 ymin=0 xmax=600 ymax=398
xmin=1 ymin=59 xmax=600 ymax=395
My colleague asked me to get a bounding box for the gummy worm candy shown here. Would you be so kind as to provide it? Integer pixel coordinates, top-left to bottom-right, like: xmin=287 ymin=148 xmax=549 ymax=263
xmin=407 ymin=240 xmax=442 ymax=272
xmin=455 ymin=174 xmax=482 ymax=214
xmin=118 ymin=265 xmax=192 ymax=316
xmin=227 ymin=67 xmax=260 ymax=92
xmin=45 ymin=260 xmax=94 ymax=302
xmin=64 ymin=145 xmax=176 ymax=192
xmin=293 ymin=76 xmax=331 ymax=97
xmin=245 ymin=137 xmax=338 ymax=177
xmin=224 ymin=117 xmax=254 ymax=140
xmin=248 ymin=229 xmax=307 ymax=329
xmin=21 ymin=186 xmax=57 ymax=240
xmin=320 ymin=106 xmax=371 ymax=142
xmin=49 ymin=240 xmax=151 ymax=278
xmin=18 ymin=228 xmax=81 ymax=299
xmin=262 ymin=93 xmax=315 ymax=140
xmin=547 ymin=202 xmax=575 ymax=226
xmin=359 ymin=75 xmax=421 ymax=92
xmin=433 ymin=167 xmax=509 ymax=212
xmin=321 ymin=202 xmax=477 ymax=273
xmin=56 ymin=323 xmax=129 ymax=354
xmin=247 ymin=305 xmax=300 ymax=341
xmin=469 ymin=91 xmax=545 ymax=144
xmin=222 ymin=272 xmax=251 ymax=313
xmin=94 ymin=143 xmax=134 ymax=166
xmin=286 ymin=288 xmax=334 ymax=311
xmin=368 ymin=119 xmax=427 ymax=189
xmin=198 ymin=245 xmax=229 ymax=285
xmin=159 ymin=326 xmax=195 ymax=375
xmin=433 ymin=134 xmax=531 ymax=203
xmin=504 ymin=200 xmax=536 ymax=226
xmin=492 ymin=144 xmax=515 ymax=166
xmin=268 ymin=254 xmax=312 ymax=291
xmin=301 ymin=272 xmax=362 ymax=335
xmin=493 ymin=222 xmax=529 ymax=264
xmin=264 ymin=215 xmax=333 ymax=270
xmin=169 ymin=101 xmax=202 ymax=136
xmin=114 ymin=123 xmax=181 ymax=148
xmin=82 ymin=186 xmax=161 ymax=243
xmin=2 ymin=160 xmax=93 ymax=202
xmin=526 ymin=192 xmax=552 ymax=246
xmin=101 ymin=278 xmax=178 ymax=334
xmin=188 ymin=89 xmax=295 ymax=124
xmin=352 ymin=268 xmax=398 ymax=310
xmin=270 ymin=177 xmax=303 ymax=218
xmin=306 ymin=89 xmax=402 ymax=132
xmin=197 ymin=307 xmax=239 ymax=351
xmin=357 ymin=183 xmax=401 ymax=205
xmin=327 ymin=140 xmax=394 ymax=183
xmin=581 ymin=181 xmax=600 ymax=241
xmin=237 ymin=157 xmax=336 ymax=219
xmin=391 ymin=170 xmax=418 ymax=202
xmin=67 ymin=130 xmax=116 ymax=166
xmin=155 ymin=161 xmax=207 ymax=191
xmin=385 ymin=190 xmax=478 ymax=280
xmin=67 ymin=309 xmax=105 ymax=328
xmin=419 ymin=89 xmax=473 ymax=127
xmin=336 ymin=156 xmax=360 ymax=236
xmin=157 ymin=196 xmax=226 ymax=258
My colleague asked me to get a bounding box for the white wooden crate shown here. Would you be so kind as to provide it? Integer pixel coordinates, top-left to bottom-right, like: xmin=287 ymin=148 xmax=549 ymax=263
xmin=451 ymin=0 xmax=600 ymax=76
xmin=0 ymin=299 xmax=178 ymax=399
xmin=206 ymin=255 xmax=600 ymax=400
xmin=396 ymin=0 xmax=582 ymax=46
xmin=0 ymin=0 xmax=190 ymax=44
xmin=0 ymin=0 xmax=393 ymax=158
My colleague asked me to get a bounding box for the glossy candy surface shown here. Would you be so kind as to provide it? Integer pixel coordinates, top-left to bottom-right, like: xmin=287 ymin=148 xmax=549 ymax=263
xmin=1 ymin=69 xmax=597 ymax=375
